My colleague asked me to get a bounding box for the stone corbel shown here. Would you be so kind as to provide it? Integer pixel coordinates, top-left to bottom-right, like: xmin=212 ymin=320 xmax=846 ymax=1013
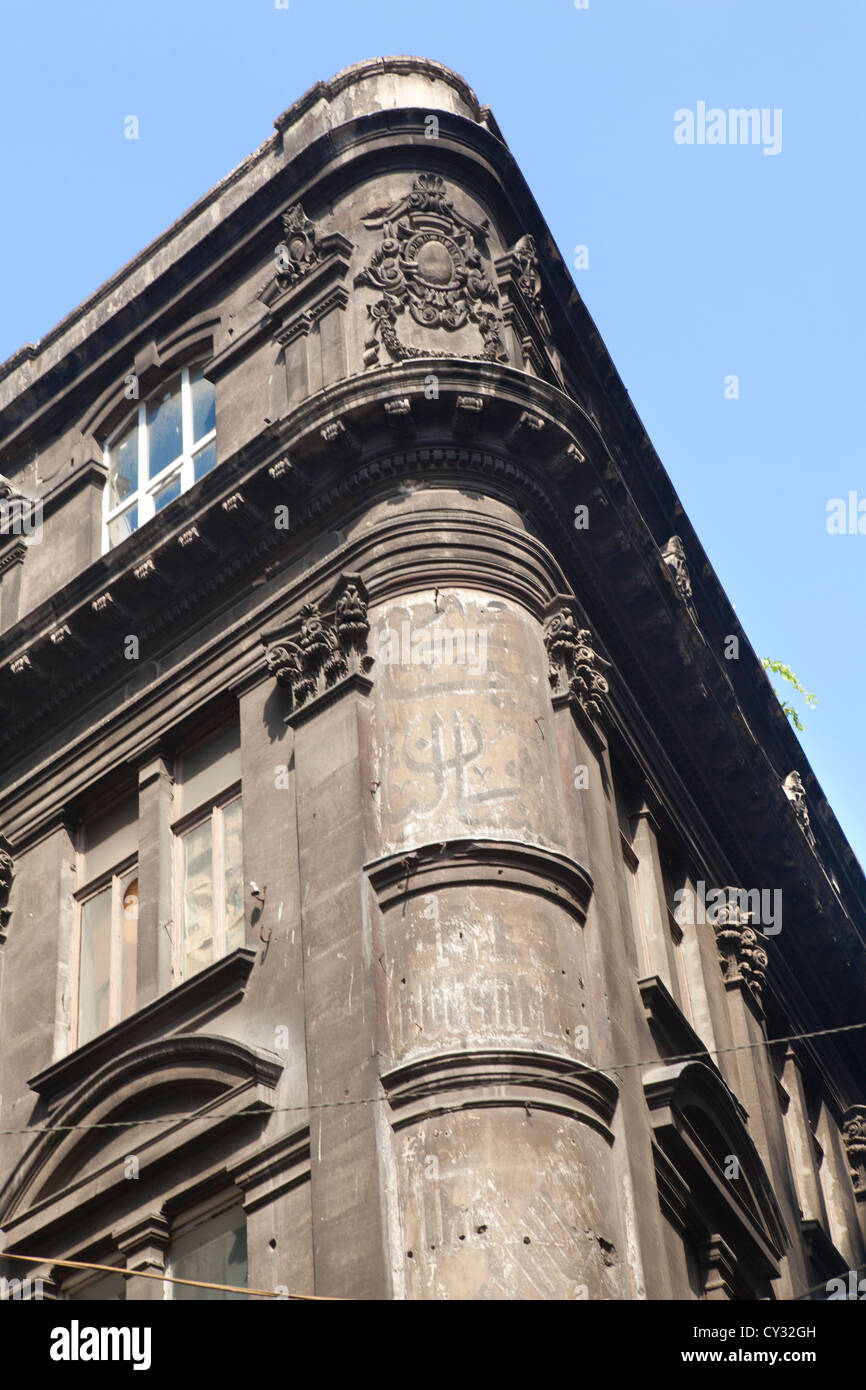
xmin=495 ymin=233 xmax=562 ymax=383
xmin=205 ymin=203 xmax=353 ymax=383
xmin=256 ymin=203 xmax=354 ymax=345
xmin=782 ymin=771 xmax=817 ymax=853
xmin=660 ymin=535 xmax=698 ymax=624
xmin=0 ymin=833 xmax=13 ymax=941
xmin=262 ymin=572 xmax=374 ymax=723
xmin=841 ymin=1106 xmax=866 ymax=1192
xmin=712 ymin=893 xmax=769 ymax=1006
xmin=543 ymin=595 xmax=611 ymax=729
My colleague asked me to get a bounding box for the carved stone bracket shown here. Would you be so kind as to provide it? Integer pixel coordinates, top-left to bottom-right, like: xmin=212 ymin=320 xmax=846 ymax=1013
xmin=0 ymin=833 xmax=13 ymax=941
xmin=494 ymin=233 xmax=562 ymax=384
xmin=543 ymin=596 xmax=611 ymax=726
xmin=272 ymin=202 xmax=321 ymax=287
xmin=782 ymin=772 xmax=817 ymax=852
xmin=842 ymin=1106 xmax=866 ymax=1191
xmin=712 ymin=893 xmax=769 ymax=1004
xmin=355 ymin=173 xmax=508 ymax=368
xmin=661 ymin=536 xmax=698 ymax=624
xmin=511 ymin=235 xmax=548 ymax=325
xmin=262 ymin=572 xmax=374 ymax=714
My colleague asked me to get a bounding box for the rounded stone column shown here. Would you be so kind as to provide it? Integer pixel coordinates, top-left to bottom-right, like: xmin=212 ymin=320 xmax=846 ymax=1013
xmin=365 ymin=583 xmax=625 ymax=1298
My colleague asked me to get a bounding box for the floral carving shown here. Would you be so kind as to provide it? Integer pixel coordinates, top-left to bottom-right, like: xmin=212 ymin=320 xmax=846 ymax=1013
xmin=782 ymin=771 xmax=817 ymax=852
xmin=511 ymin=234 xmax=549 ymax=330
xmin=276 ymin=202 xmax=320 ymax=285
xmin=0 ymin=836 xmax=13 ymax=936
xmin=544 ymin=605 xmax=611 ymax=724
xmin=661 ymin=536 xmax=698 ymax=623
xmin=264 ymin=576 xmax=374 ymax=710
xmin=713 ymin=894 xmax=769 ymax=1003
xmin=355 ymin=173 xmax=508 ymax=367
xmin=842 ymin=1107 xmax=866 ymax=1190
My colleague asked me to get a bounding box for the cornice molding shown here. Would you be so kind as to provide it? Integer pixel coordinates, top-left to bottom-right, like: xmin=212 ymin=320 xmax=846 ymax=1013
xmin=366 ymin=837 xmax=594 ymax=922
xmin=380 ymin=1047 xmax=618 ymax=1138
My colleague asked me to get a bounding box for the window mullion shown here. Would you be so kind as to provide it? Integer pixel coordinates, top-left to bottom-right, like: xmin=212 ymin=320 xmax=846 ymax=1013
xmin=181 ymin=368 xmax=194 ymax=491
xmin=138 ymin=401 xmax=147 ymax=500
xmin=173 ymin=828 xmax=182 ymax=987
xmin=110 ymin=874 xmax=122 ymax=1028
xmin=213 ymin=805 xmax=225 ymax=963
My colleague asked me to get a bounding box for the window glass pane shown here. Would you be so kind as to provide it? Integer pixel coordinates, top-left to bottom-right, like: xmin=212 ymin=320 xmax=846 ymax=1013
xmin=121 ymin=876 xmax=139 ymax=1020
xmin=108 ymin=422 xmax=138 ymax=508
xmin=192 ymin=439 xmax=216 ymax=483
xmin=107 ymin=504 xmax=138 ymax=549
xmin=79 ymin=889 xmax=112 ymax=1045
xmin=172 ymin=1207 xmax=247 ymax=1301
xmin=222 ymin=800 xmax=244 ymax=953
xmin=152 ymin=473 xmax=181 ymax=513
xmin=146 ymin=374 xmax=183 ymax=478
xmin=182 ymin=819 xmax=214 ymax=978
xmin=190 ymin=366 xmax=215 ymax=442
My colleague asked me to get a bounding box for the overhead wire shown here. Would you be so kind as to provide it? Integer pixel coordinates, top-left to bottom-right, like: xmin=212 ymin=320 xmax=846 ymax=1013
xmin=0 ymin=1017 xmax=864 ymax=1138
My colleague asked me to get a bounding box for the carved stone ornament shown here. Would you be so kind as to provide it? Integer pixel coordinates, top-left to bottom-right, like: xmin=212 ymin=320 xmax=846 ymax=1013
xmin=264 ymin=574 xmax=374 ymax=711
xmin=713 ymin=893 xmax=769 ymax=1003
xmin=0 ymin=834 xmax=14 ymax=937
xmin=543 ymin=603 xmax=611 ymax=724
xmin=355 ymin=173 xmax=508 ymax=368
xmin=782 ymin=771 xmax=817 ymax=851
xmin=661 ymin=535 xmax=698 ymax=622
xmin=510 ymin=234 xmax=550 ymax=331
xmin=275 ymin=202 xmax=321 ymax=285
xmin=842 ymin=1106 xmax=866 ymax=1190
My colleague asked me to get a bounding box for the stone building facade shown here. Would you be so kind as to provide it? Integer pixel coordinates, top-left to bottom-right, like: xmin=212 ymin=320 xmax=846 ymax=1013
xmin=0 ymin=57 xmax=864 ymax=1302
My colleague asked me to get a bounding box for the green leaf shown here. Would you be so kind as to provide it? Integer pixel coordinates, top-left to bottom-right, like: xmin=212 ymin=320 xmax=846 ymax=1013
xmin=761 ymin=658 xmax=816 ymax=730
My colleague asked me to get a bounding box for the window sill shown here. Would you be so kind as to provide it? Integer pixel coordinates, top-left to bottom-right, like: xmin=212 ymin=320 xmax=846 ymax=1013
xmin=29 ymin=946 xmax=257 ymax=1109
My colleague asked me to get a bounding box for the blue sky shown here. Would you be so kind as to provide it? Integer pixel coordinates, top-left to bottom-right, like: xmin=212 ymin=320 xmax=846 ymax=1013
xmin=1 ymin=0 xmax=863 ymax=864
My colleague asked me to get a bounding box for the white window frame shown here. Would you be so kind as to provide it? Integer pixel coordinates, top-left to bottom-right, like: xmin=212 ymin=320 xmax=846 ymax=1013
xmin=101 ymin=363 xmax=216 ymax=552
xmin=171 ymin=786 xmax=243 ymax=987
xmin=72 ymin=854 xmax=139 ymax=1049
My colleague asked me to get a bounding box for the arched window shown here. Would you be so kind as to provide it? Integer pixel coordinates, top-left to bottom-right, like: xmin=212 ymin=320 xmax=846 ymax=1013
xmin=102 ymin=364 xmax=216 ymax=550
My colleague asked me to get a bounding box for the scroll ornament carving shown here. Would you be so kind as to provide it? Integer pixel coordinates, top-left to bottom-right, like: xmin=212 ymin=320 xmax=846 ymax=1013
xmin=511 ymin=233 xmax=550 ymax=331
xmin=275 ymin=202 xmax=321 ymax=285
xmin=842 ymin=1107 xmax=866 ymax=1190
xmin=713 ymin=894 xmax=769 ymax=1002
xmin=782 ymin=771 xmax=817 ymax=851
xmin=544 ymin=607 xmax=611 ymax=724
xmin=0 ymin=837 xmax=13 ymax=935
xmin=661 ymin=536 xmax=698 ymax=623
xmin=265 ymin=578 xmax=373 ymax=710
xmin=355 ymin=173 xmax=508 ymax=367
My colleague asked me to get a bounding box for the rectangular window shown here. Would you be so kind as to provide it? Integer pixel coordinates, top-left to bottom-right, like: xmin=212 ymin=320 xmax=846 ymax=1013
xmin=102 ymin=363 xmax=216 ymax=551
xmin=75 ymin=796 xmax=139 ymax=1048
xmin=169 ymin=1205 xmax=247 ymax=1301
xmin=172 ymin=723 xmax=243 ymax=984
xmin=176 ymin=796 xmax=243 ymax=981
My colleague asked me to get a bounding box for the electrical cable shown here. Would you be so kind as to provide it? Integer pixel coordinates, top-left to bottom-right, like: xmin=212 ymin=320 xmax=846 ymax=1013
xmin=0 ymin=1017 xmax=864 ymax=1138
xmin=0 ymin=1249 xmax=340 ymax=1300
